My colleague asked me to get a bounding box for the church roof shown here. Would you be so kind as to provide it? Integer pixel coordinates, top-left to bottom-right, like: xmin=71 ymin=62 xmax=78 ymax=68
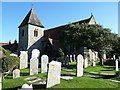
xmin=44 ymin=14 xmax=96 ymax=40
xmin=18 ymin=8 xmax=44 ymax=28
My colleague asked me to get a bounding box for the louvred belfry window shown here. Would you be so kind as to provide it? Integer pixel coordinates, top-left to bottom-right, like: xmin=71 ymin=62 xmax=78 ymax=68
xmin=34 ymin=29 xmax=38 ymax=37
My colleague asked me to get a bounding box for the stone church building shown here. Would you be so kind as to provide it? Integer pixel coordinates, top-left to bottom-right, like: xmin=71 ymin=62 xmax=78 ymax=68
xmin=18 ymin=8 xmax=96 ymax=59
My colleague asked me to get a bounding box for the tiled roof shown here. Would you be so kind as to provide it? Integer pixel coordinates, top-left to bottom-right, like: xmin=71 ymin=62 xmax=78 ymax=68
xmin=18 ymin=8 xmax=44 ymax=28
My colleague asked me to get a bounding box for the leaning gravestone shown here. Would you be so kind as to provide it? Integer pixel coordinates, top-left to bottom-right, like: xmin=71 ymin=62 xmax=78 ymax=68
xmin=41 ymin=55 xmax=49 ymax=73
xmin=46 ymin=61 xmax=61 ymax=88
xmin=30 ymin=49 xmax=40 ymax=75
xmin=77 ymin=54 xmax=83 ymax=77
xmin=13 ymin=69 xmax=20 ymax=79
xmin=116 ymin=59 xmax=119 ymax=71
xmin=19 ymin=51 xmax=28 ymax=69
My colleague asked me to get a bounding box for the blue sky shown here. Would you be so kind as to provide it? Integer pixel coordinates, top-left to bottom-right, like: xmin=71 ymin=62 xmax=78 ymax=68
xmin=1 ymin=2 xmax=118 ymax=43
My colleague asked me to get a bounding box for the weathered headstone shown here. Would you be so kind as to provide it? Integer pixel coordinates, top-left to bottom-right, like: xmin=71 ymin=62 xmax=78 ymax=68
xmin=77 ymin=54 xmax=83 ymax=77
xmin=46 ymin=61 xmax=61 ymax=88
xmin=116 ymin=59 xmax=119 ymax=71
xmin=84 ymin=57 xmax=88 ymax=68
xmin=41 ymin=55 xmax=49 ymax=73
xmin=30 ymin=49 xmax=40 ymax=75
xmin=30 ymin=58 xmax=39 ymax=75
xmin=13 ymin=69 xmax=20 ymax=79
xmin=31 ymin=49 xmax=40 ymax=59
xmin=19 ymin=51 xmax=28 ymax=69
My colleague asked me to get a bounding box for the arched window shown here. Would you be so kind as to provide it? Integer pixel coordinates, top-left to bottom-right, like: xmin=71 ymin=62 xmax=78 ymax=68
xmin=22 ymin=29 xmax=24 ymax=36
xmin=34 ymin=29 xmax=38 ymax=37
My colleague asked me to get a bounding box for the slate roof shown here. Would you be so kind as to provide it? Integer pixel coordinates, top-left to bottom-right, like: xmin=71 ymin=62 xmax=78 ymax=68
xmin=18 ymin=8 xmax=44 ymax=28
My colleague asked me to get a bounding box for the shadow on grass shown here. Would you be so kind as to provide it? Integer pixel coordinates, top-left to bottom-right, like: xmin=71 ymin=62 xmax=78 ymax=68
xmin=66 ymin=64 xmax=76 ymax=69
xmin=101 ymin=69 xmax=114 ymax=71
xmin=61 ymin=74 xmax=76 ymax=76
xmin=20 ymin=72 xmax=29 ymax=76
xmin=91 ymin=74 xmax=116 ymax=79
xmin=33 ymin=84 xmax=46 ymax=89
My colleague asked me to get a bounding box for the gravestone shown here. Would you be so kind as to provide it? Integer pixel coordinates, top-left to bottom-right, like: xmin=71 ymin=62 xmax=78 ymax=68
xmin=116 ymin=59 xmax=119 ymax=71
xmin=46 ymin=61 xmax=61 ymax=88
xmin=92 ymin=52 xmax=96 ymax=66
xmin=73 ymin=54 xmax=76 ymax=61
xmin=77 ymin=54 xmax=83 ymax=77
xmin=19 ymin=51 xmax=28 ymax=69
xmin=10 ymin=53 xmax=17 ymax=57
xmin=41 ymin=55 xmax=49 ymax=73
xmin=31 ymin=49 xmax=40 ymax=58
xmin=113 ymin=55 xmax=116 ymax=60
xmin=103 ymin=53 xmax=106 ymax=60
xmin=84 ymin=57 xmax=88 ymax=68
xmin=13 ymin=69 xmax=20 ymax=79
xmin=70 ymin=55 xmax=72 ymax=62
xmin=95 ymin=51 xmax=98 ymax=60
xmin=89 ymin=49 xmax=92 ymax=62
xmin=30 ymin=49 xmax=40 ymax=75
xmin=21 ymin=84 xmax=33 ymax=89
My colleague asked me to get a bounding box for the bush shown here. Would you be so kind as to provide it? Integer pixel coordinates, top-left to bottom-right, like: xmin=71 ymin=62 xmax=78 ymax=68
xmin=0 ymin=46 xmax=11 ymax=57
xmin=2 ymin=55 xmax=20 ymax=72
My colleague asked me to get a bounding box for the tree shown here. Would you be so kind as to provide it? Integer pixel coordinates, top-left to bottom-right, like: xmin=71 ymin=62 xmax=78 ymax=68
xmin=60 ymin=23 xmax=114 ymax=66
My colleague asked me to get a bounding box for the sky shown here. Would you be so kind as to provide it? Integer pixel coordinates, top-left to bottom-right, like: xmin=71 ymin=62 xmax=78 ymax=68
xmin=1 ymin=2 xmax=118 ymax=43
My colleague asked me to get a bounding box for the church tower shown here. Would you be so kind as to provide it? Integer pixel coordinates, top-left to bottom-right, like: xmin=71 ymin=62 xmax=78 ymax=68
xmin=18 ymin=8 xmax=44 ymax=53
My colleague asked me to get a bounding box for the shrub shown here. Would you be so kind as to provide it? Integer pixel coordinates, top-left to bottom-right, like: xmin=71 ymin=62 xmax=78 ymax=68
xmin=2 ymin=55 xmax=20 ymax=72
xmin=0 ymin=46 xmax=11 ymax=57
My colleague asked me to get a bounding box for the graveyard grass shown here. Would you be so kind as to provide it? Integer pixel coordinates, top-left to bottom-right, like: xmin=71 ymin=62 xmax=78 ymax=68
xmin=3 ymin=63 xmax=119 ymax=89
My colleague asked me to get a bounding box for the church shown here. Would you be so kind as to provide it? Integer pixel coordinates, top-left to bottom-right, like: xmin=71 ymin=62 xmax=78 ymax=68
xmin=17 ymin=8 xmax=96 ymax=59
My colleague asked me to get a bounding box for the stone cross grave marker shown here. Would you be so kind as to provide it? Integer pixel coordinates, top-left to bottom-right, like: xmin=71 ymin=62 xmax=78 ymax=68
xmin=13 ymin=69 xmax=20 ymax=79
xmin=46 ymin=61 xmax=61 ymax=88
xmin=19 ymin=51 xmax=28 ymax=69
xmin=30 ymin=49 xmax=40 ymax=75
xmin=41 ymin=55 xmax=49 ymax=73
xmin=77 ymin=54 xmax=83 ymax=77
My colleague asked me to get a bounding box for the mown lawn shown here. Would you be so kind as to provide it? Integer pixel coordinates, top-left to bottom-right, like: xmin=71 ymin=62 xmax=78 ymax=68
xmin=2 ymin=63 xmax=119 ymax=89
